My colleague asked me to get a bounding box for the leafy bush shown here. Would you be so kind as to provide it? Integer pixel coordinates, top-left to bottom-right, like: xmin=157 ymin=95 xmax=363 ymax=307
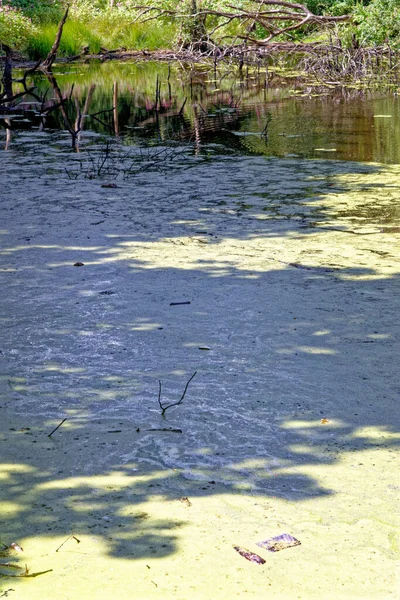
xmin=353 ymin=0 xmax=400 ymax=45
xmin=2 ymin=0 xmax=64 ymax=23
xmin=68 ymin=0 xmax=103 ymax=21
xmin=304 ymin=0 xmax=357 ymax=15
xmin=0 ymin=4 xmax=36 ymax=49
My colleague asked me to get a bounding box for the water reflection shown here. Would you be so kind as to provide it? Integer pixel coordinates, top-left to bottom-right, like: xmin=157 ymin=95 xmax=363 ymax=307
xmin=1 ymin=60 xmax=400 ymax=162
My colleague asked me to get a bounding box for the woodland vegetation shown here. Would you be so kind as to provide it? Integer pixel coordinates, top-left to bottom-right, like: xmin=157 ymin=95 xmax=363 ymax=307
xmin=1 ymin=0 xmax=400 ymax=60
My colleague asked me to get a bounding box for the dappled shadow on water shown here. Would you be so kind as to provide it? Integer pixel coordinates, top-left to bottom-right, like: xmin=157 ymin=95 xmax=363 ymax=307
xmin=0 ymin=145 xmax=399 ymax=569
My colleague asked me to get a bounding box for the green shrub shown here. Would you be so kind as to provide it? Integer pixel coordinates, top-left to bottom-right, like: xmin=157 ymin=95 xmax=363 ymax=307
xmin=305 ymin=0 xmax=357 ymax=15
xmin=353 ymin=0 xmax=400 ymax=45
xmin=0 ymin=4 xmax=36 ymax=49
xmin=68 ymin=0 xmax=103 ymax=21
xmin=2 ymin=0 xmax=64 ymax=23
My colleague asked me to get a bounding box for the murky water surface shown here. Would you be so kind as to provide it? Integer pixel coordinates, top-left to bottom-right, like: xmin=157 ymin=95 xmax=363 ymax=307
xmin=1 ymin=60 xmax=400 ymax=487
xmin=2 ymin=60 xmax=400 ymax=163
xmin=1 ymin=60 xmax=399 ymax=598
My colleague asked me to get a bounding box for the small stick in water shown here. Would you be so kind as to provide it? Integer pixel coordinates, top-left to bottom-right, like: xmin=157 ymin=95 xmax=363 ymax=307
xmin=55 ymin=535 xmax=80 ymax=552
xmin=48 ymin=418 xmax=67 ymax=438
xmin=158 ymin=371 xmax=197 ymax=416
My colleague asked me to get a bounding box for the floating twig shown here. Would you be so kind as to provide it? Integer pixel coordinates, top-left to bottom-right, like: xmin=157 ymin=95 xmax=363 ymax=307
xmin=0 ymin=565 xmax=52 ymax=578
xmin=170 ymin=301 xmax=191 ymax=306
xmin=55 ymin=535 xmax=80 ymax=553
xmin=17 ymin=566 xmax=53 ymax=578
xmin=48 ymin=418 xmax=67 ymax=438
xmin=145 ymin=427 xmax=183 ymax=433
xmin=158 ymin=372 xmax=197 ymax=416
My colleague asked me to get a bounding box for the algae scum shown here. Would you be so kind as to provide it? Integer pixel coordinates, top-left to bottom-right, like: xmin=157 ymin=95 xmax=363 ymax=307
xmin=0 ymin=62 xmax=399 ymax=599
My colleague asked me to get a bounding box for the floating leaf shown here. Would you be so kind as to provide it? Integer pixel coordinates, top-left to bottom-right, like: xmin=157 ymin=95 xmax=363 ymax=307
xmin=257 ymin=533 xmax=301 ymax=552
xmin=233 ymin=546 xmax=265 ymax=564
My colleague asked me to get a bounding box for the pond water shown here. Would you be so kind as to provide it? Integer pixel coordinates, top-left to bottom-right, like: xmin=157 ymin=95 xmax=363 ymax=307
xmin=1 ymin=60 xmax=399 ymax=597
xmin=2 ymin=59 xmax=400 ymax=163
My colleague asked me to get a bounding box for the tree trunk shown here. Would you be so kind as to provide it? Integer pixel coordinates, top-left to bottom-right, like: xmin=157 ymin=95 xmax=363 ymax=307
xmin=190 ymin=0 xmax=207 ymax=43
xmin=2 ymin=45 xmax=13 ymax=100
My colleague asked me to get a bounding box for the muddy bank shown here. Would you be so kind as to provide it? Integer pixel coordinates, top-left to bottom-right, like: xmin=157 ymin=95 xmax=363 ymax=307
xmin=0 ymin=133 xmax=399 ymax=598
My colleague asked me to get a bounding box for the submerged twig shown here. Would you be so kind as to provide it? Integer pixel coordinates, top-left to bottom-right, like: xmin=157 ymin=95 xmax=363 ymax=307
xmin=158 ymin=371 xmax=197 ymax=416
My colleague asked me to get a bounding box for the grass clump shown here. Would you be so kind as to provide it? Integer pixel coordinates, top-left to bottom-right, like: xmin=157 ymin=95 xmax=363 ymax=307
xmin=95 ymin=19 xmax=177 ymax=51
xmin=25 ymin=7 xmax=177 ymax=59
xmin=26 ymin=20 xmax=102 ymax=59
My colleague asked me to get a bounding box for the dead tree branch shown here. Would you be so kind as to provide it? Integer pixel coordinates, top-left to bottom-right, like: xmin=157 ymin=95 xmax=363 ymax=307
xmin=40 ymin=5 xmax=69 ymax=71
xmin=0 ymin=56 xmax=43 ymax=109
xmin=133 ymin=0 xmax=351 ymax=47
